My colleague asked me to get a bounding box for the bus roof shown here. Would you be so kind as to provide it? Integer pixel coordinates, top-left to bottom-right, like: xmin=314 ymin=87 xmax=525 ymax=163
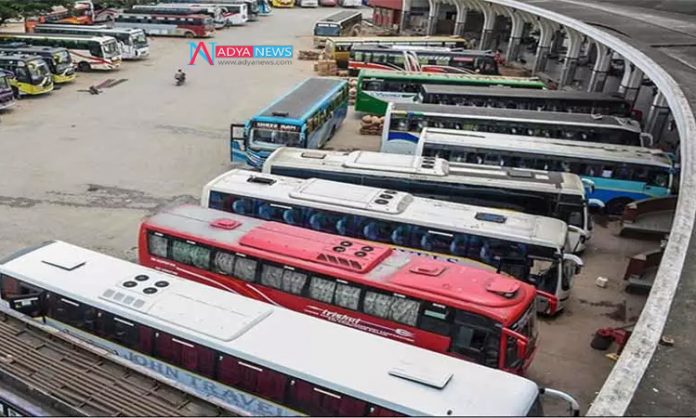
xmin=352 ymin=46 xmax=494 ymax=56
xmin=0 ymin=240 xmax=540 ymax=416
xmin=420 ymin=84 xmax=629 ymax=103
xmin=420 ymin=128 xmax=673 ymax=167
xmin=263 ymin=148 xmax=586 ymax=197
xmin=317 ymin=10 xmax=362 ymax=23
xmin=34 ymin=24 xmax=142 ymax=35
xmin=326 ymin=36 xmax=467 ymax=44
xmin=359 ymin=69 xmax=545 ymax=86
xmin=391 ymin=102 xmax=642 ymax=131
xmin=0 ymin=53 xmax=44 ymax=62
xmin=202 ymin=169 xmax=569 ymax=250
xmin=0 ymin=32 xmax=116 ymax=42
xmin=0 ymin=43 xmax=66 ymax=54
xmin=257 ymin=77 xmax=346 ymax=122
xmin=146 ymin=204 xmax=536 ymax=322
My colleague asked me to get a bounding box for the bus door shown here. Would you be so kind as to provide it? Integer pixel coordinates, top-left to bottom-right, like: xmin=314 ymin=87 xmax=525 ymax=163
xmin=230 ymin=122 xmax=247 ymax=153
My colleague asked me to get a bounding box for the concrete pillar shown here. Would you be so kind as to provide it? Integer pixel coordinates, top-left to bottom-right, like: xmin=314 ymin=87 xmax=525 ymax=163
xmin=619 ymin=64 xmax=644 ymax=105
xmin=479 ymin=4 xmax=496 ymax=50
xmin=645 ymin=92 xmax=670 ymax=142
xmin=399 ymin=0 xmax=411 ymax=32
xmin=426 ymin=1 xmax=440 ymax=35
xmin=588 ymin=42 xmax=611 ymax=92
xmin=453 ymin=5 xmax=467 ymax=36
xmin=559 ymin=29 xmax=582 ymax=87
xmin=506 ymin=11 xmax=525 ymax=62
xmin=532 ymin=20 xmax=555 ymax=75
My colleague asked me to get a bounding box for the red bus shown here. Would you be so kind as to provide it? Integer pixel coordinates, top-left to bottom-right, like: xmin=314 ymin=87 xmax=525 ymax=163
xmin=114 ymin=12 xmax=215 ymax=38
xmin=139 ymin=204 xmax=539 ymax=375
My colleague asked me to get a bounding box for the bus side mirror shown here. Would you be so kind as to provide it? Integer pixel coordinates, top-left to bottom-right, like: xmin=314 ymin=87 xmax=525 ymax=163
xmin=516 ymin=338 xmax=528 ymax=359
xmin=230 ymin=123 xmax=246 ymax=141
xmin=563 ymin=253 xmax=584 ymax=275
xmin=581 ymin=178 xmax=595 ymax=193
xmin=587 ymin=198 xmax=604 ymax=215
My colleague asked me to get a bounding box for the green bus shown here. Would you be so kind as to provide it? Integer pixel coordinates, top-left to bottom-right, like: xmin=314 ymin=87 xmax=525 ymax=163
xmin=355 ymin=69 xmax=546 ymax=115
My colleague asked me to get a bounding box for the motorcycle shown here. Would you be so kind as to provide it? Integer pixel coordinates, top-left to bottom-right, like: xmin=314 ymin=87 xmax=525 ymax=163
xmin=175 ymin=73 xmax=186 ymax=86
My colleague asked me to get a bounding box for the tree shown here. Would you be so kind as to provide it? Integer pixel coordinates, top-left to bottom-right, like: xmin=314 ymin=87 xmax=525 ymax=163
xmin=0 ymin=0 xmax=74 ymax=26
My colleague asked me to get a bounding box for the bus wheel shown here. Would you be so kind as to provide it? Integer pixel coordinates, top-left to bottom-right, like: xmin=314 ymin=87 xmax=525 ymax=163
xmin=185 ymin=32 xmax=195 ymax=39
xmin=329 ymin=126 xmax=336 ymax=139
xmin=11 ymin=87 xmax=19 ymax=99
xmin=77 ymin=62 xmax=91 ymax=72
xmin=606 ymin=198 xmax=633 ymax=216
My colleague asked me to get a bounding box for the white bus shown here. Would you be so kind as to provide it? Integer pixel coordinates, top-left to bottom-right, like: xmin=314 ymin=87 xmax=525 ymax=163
xmin=167 ymin=0 xmax=258 ymax=21
xmin=0 ymin=33 xmax=121 ymax=71
xmin=263 ymin=147 xmax=592 ymax=253
xmin=381 ymin=102 xmax=652 ymax=155
xmin=132 ymin=4 xmax=227 ymax=29
xmin=153 ymin=3 xmax=247 ymax=26
xmin=0 ymin=241 xmax=580 ymax=416
xmin=416 ymin=128 xmax=674 ymax=215
xmin=201 ymin=169 xmax=583 ymax=315
xmin=33 ymin=24 xmax=149 ymax=60
xmin=339 ymin=0 xmax=363 ymax=7
xmin=313 ymin=10 xmax=363 ymax=47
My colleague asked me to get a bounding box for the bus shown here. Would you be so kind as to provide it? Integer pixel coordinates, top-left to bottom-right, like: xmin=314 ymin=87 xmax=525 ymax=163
xmin=349 ymin=47 xmax=499 ymax=77
xmin=0 ymin=71 xmax=16 ymax=109
xmin=131 ymin=5 xmax=226 ymax=29
xmin=263 ymin=147 xmax=592 ymax=253
xmin=381 ymin=102 xmax=652 ymax=153
xmin=272 ymin=0 xmax=295 ymax=9
xmin=418 ymin=84 xmax=633 ymax=117
xmin=0 ymin=54 xmax=53 ymax=97
xmin=416 ymin=128 xmax=674 ymax=214
xmin=230 ymin=78 xmax=348 ymax=169
xmin=33 ymin=24 xmax=150 ymax=60
xmin=167 ymin=0 xmax=260 ymax=21
xmin=0 ymin=240 xmax=581 ymax=416
xmin=202 ymin=170 xmax=584 ymax=315
xmin=140 ymin=204 xmax=539 ymax=374
xmin=339 ymin=0 xmax=364 ymax=7
xmin=0 ymin=33 xmax=121 ymax=71
xmin=314 ymin=11 xmax=362 ymax=47
xmin=325 ymin=36 xmax=469 ymax=68
xmin=114 ymin=13 xmax=215 ymax=38
xmin=355 ymin=70 xmax=546 ymax=115
xmin=0 ymin=44 xmax=76 ymax=83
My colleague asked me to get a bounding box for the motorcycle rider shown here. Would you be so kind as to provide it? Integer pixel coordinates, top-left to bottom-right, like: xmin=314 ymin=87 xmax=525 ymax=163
xmin=175 ymin=69 xmax=186 ymax=84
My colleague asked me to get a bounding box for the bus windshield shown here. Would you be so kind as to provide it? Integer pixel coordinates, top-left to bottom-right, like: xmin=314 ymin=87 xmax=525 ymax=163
xmin=252 ymin=129 xmax=302 ymax=147
xmin=27 ymin=60 xmax=49 ymax=82
xmin=315 ymin=24 xmax=340 ymax=36
xmin=102 ymin=40 xmax=120 ymax=57
xmin=53 ymin=50 xmax=70 ymax=65
xmin=133 ymin=32 xmax=148 ymax=47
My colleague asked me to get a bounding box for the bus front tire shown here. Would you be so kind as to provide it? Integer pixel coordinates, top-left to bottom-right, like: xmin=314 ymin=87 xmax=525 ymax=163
xmin=606 ymin=198 xmax=633 ymax=216
xmin=77 ymin=62 xmax=91 ymax=72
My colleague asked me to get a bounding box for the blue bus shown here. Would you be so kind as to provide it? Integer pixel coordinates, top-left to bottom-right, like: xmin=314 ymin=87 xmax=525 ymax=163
xmin=230 ymin=77 xmax=348 ymax=168
xmin=416 ymin=128 xmax=674 ymax=214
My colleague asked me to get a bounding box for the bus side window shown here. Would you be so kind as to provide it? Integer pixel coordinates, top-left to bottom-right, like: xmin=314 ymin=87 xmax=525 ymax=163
xmin=308 ymin=276 xmax=336 ymax=304
xmin=147 ymin=232 xmax=169 ymax=258
xmin=48 ymin=295 xmax=95 ymax=331
xmin=171 ymin=238 xmax=211 ymax=271
xmin=234 ymin=254 xmax=258 ymax=282
xmin=418 ymin=303 xmax=453 ymax=336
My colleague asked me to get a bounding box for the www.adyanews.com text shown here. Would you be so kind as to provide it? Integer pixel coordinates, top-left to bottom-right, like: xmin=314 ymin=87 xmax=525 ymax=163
xmin=216 ymin=59 xmax=293 ymax=66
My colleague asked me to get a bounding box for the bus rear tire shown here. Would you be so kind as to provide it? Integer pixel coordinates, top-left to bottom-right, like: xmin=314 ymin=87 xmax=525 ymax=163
xmin=606 ymin=198 xmax=633 ymax=216
xmin=185 ymin=32 xmax=195 ymax=39
xmin=77 ymin=62 xmax=91 ymax=72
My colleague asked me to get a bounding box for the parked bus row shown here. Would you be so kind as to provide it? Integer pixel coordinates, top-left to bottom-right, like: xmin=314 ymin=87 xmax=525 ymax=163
xmin=0 ymin=240 xmax=581 ymax=416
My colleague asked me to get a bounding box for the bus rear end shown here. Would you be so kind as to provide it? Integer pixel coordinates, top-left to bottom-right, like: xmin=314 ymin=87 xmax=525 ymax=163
xmin=0 ymin=71 xmax=16 ymax=109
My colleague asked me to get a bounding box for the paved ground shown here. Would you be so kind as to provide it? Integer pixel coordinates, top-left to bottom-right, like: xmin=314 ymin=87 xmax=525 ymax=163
xmin=0 ymin=8 xmax=668 ymax=414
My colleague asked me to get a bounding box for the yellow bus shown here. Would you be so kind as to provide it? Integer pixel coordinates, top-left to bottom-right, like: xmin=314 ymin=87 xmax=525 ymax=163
xmin=271 ymin=0 xmax=294 ymax=8
xmin=324 ymin=35 xmax=469 ymax=68
xmin=0 ymin=54 xmax=53 ymax=97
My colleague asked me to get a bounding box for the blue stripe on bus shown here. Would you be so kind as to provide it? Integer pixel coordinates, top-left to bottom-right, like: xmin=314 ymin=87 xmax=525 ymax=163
xmin=387 ymin=131 xmax=419 ymax=143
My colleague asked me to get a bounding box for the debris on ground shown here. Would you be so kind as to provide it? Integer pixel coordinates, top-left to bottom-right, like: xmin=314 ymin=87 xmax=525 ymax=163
xmin=314 ymin=59 xmax=338 ymax=76
xmin=360 ymin=115 xmax=383 ymax=135
xmin=298 ymin=50 xmax=321 ymax=60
